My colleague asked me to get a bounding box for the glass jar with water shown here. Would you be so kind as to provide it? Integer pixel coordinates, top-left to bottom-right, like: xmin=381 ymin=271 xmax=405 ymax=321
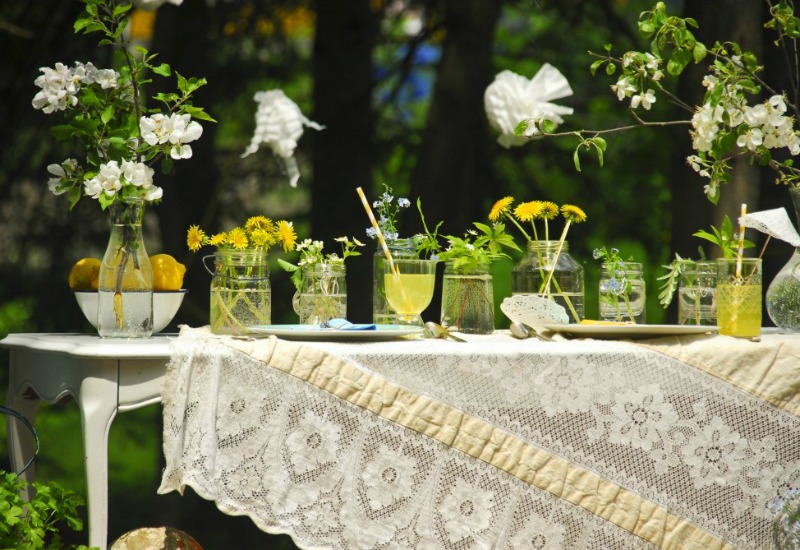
xmin=512 ymin=240 xmax=584 ymax=323
xmin=204 ymin=249 xmax=271 ymax=335
xmin=292 ymin=262 xmax=347 ymax=324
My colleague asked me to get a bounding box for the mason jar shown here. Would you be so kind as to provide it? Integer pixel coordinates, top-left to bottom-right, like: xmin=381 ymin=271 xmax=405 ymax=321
xmin=204 ymin=249 xmax=271 ymax=335
xmin=678 ymin=261 xmax=717 ymax=325
xmin=292 ymin=262 xmax=347 ymax=324
xmin=512 ymin=240 xmax=584 ymax=323
xmin=599 ymin=261 xmax=646 ymax=323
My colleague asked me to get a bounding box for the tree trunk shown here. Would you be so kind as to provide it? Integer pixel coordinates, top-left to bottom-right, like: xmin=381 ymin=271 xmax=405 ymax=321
xmin=408 ymin=0 xmax=502 ymax=233
xmin=311 ymin=0 xmax=379 ymax=322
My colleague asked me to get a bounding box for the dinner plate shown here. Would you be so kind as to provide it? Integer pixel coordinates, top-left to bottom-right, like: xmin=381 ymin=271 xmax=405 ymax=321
xmin=544 ymin=323 xmax=719 ymax=339
xmin=249 ymin=324 xmax=421 ymax=341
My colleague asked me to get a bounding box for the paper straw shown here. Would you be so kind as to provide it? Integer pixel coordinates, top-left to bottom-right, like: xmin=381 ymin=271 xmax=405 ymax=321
xmin=356 ymin=187 xmax=397 ymax=274
xmin=736 ymin=203 xmax=747 ymax=278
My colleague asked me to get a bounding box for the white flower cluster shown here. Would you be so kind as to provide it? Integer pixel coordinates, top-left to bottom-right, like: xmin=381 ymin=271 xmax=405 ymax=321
xmin=47 ymin=158 xmax=80 ymax=195
xmin=139 ymin=113 xmax=203 ymax=160
xmin=689 ymin=94 xmax=800 ymax=198
xmin=83 ymin=159 xmax=161 ymax=201
xmin=32 ymin=62 xmax=119 ymax=114
xmin=610 ymin=53 xmax=662 ymax=111
xmin=295 ymin=239 xmax=327 ymax=266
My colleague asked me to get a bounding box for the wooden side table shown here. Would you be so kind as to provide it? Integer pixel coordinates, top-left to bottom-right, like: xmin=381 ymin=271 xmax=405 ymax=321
xmin=1 ymin=333 xmax=172 ymax=550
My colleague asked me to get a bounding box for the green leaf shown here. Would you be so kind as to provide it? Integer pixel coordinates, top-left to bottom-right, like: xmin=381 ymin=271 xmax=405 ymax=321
xmin=50 ymin=125 xmax=74 ymax=141
xmin=152 ymin=63 xmax=171 ymax=77
xmin=513 ymin=119 xmax=529 ymax=136
xmin=180 ymin=105 xmax=217 ymax=123
xmin=693 ymin=42 xmax=707 ymax=63
xmin=100 ymin=105 xmax=114 ymax=124
xmin=605 ymin=63 xmax=616 ymax=76
xmin=539 ymin=119 xmax=556 ymax=133
xmin=666 ymin=49 xmax=692 ymax=75
xmin=573 ymin=148 xmax=582 ymax=172
xmin=161 ymin=155 xmax=174 ymax=175
xmin=589 ymin=59 xmax=605 ymax=76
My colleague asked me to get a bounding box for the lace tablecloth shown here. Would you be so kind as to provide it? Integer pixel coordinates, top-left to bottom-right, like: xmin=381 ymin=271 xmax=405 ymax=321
xmin=158 ymin=327 xmax=800 ymax=549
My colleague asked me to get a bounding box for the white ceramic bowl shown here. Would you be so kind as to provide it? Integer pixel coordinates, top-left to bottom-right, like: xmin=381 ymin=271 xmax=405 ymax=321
xmin=74 ymin=290 xmax=187 ymax=333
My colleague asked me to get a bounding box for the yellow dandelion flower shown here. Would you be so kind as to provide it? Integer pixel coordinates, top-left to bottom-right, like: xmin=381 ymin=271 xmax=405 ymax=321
xmin=561 ymin=204 xmax=587 ymax=223
xmin=513 ymin=201 xmax=543 ymax=222
xmin=208 ymin=233 xmax=227 ymax=246
xmin=228 ymin=227 xmax=249 ymax=249
xmin=276 ymin=220 xmax=297 ymax=252
xmin=249 ymin=228 xmax=274 ymax=247
xmin=186 ymin=224 xmax=206 ymax=252
xmin=489 ymin=196 xmax=514 ymax=221
xmin=540 ymin=201 xmax=559 ymax=220
xmin=245 ymin=215 xmax=273 ymax=232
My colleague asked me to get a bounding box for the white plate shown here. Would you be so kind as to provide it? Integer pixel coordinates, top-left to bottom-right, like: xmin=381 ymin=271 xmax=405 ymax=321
xmin=544 ymin=323 xmax=719 ymax=339
xmin=249 ymin=324 xmax=421 ymax=341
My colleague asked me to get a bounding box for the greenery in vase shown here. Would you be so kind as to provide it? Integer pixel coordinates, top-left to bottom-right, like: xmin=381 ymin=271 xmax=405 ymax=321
xmin=770 ymin=488 xmax=800 ymax=549
xmin=595 ymin=246 xmax=641 ymax=323
xmin=0 ymin=469 xmax=95 ymax=550
xmin=510 ymin=1 xmax=800 ymax=203
xmin=658 ymin=214 xmax=755 ymax=307
xmin=187 ymin=215 xmax=297 ymax=333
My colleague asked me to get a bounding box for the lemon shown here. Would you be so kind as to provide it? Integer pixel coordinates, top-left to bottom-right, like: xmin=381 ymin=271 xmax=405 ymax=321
xmin=68 ymin=258 xmax=101 ymax=290
xmin=151 ymin=253 xmax=186 ymax=291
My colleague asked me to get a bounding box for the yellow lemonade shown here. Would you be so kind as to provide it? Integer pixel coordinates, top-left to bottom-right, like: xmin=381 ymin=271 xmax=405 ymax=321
xmin=384 ymin=273 xmax=435 ymax=315
xmin=716 ymin=282 xmax=761 ymax=337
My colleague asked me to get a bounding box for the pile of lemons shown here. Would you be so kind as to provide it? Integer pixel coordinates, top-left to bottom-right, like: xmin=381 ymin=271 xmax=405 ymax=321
xmin=68 ymin=254 xmax=186 ymax=291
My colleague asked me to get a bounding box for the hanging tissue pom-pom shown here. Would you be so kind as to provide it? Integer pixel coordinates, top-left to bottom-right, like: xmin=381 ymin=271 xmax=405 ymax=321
xmin=484 ymin=64 xmax=574 ymax=148
xmin=241 ymin=90 xmax=325 ymax=187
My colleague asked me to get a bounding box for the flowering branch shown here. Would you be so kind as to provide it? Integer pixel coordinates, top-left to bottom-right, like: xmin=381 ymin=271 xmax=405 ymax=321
xmin=505 ymin=1 xmax=800 ymax=203
xmin=34 ymin=0 xmax=215 ymax=211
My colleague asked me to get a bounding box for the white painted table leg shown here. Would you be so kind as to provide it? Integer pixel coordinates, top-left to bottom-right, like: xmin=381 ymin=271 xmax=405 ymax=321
xmin=78 ymin=361 xmax=119 ymax=550
xmin=5 ymin=351 xmax=39 ymax=502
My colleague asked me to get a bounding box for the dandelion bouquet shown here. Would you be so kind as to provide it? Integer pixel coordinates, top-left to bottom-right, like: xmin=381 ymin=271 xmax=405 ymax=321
xmin=187 ymin=216 xmax=297 ymax=334
xmin=489 ymin=197 xmax=587 ymax=322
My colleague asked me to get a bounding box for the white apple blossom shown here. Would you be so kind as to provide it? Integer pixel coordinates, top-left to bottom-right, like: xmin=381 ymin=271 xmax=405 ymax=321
xmin=132 ymin=0 xmax=182 ymax=10
xmin=630 ymin=89 xmax=656 ymax=110
xmin=139 ymin=113 xmax=170 ymax=146
xmin=84 ymin=161 xmax=123 ymax=199
xmin=32 ymin=63 xmax=78 ymax=113
xmin=166 ymin=113 xmax=203 ymax=159
xmin=736 ymin=127 xmax=763 ymax=151
xmin=46 ymin=158 xmax=79 ymax=195
xmin=611 ymin=77 xmax=636 ymax=101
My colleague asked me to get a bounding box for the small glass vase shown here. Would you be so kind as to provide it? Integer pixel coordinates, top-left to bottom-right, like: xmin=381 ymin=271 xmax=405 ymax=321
xmin=599 ymin=262 xmax=646 ymax=323
xmin=373 ymin=238 xmax=417 ymax=324
xmin=678 ymin=261 xmax=717 ymax=326
xmin=766 ymin=186 xmax=800 ymax=331
xmin=440 ymin=261 xmax=494 ymax=334
xmin=511 ymin=240 xmax=584 ymax=323
xmin=292 ymin=262 xmax=347 ymax=324
xmin=97 ymin=198 xmax=153 ymax=338
xmin=204 ymin=249 xmax=271 ymax=335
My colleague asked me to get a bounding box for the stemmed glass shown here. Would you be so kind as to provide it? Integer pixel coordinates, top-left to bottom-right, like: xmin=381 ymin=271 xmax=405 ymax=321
xmin=383 ymin=258 xmax=437 ymax=326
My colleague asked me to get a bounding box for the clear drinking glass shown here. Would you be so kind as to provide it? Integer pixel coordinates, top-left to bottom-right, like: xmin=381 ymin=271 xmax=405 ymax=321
xmin=716 ymin=258 xmax=761 ymax=338
xmin=383 ymin=258 xmax=437 ymax=326
xmin=678 ymin=261 xmax=717 ymax=325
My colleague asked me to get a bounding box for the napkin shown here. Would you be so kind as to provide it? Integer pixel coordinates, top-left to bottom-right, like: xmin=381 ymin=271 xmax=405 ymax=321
xmin=484 ymin=64 xmax=574 ymax=148
xmin=739 ymin=207 xmax=800 ymax=247
xmin=241 ymin=90 xmax=325 ymax=187
xmin=500 ymin=294 xmax=569 ymax=333
xmin=320 ymin=319 xmax=377 ymax=331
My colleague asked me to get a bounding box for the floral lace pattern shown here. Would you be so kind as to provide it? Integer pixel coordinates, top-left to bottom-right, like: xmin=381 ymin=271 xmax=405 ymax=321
xmin=160 ymin=329 xmax=800 ymax=548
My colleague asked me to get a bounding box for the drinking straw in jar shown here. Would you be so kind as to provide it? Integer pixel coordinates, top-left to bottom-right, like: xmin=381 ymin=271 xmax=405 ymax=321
xmin=736 ymin=203 xmax=747 ymax=279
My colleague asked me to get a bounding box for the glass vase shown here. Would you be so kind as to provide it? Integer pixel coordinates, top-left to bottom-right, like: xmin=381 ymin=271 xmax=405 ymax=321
xmin=766 ymin=186 xmax=800 ymax=331
xmin=677 ymin=261 xmax=717 ymax=325
xmin=599 ymin=262 xmax=646 ymax=323
xmin=440 ymin=261 xmax=494 ymax=334
xmin=292 ymin=262 xmax=347 ymax=324
xmin=204 ymin=249 xmax=270 ymax=335
xmin=97 ymin=198 xmax=153 ymax=338
xmin=511 ymin=240 xmax=584 ymax=323
xmin=373 ymin=238 xmax=417 ymax=324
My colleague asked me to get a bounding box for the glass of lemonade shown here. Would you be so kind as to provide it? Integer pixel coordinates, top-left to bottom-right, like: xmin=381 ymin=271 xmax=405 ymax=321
xmin=384 ymin=258 xmax=437 ymax=326
xmin=716 ymin=258 xmax=762 ymax=338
